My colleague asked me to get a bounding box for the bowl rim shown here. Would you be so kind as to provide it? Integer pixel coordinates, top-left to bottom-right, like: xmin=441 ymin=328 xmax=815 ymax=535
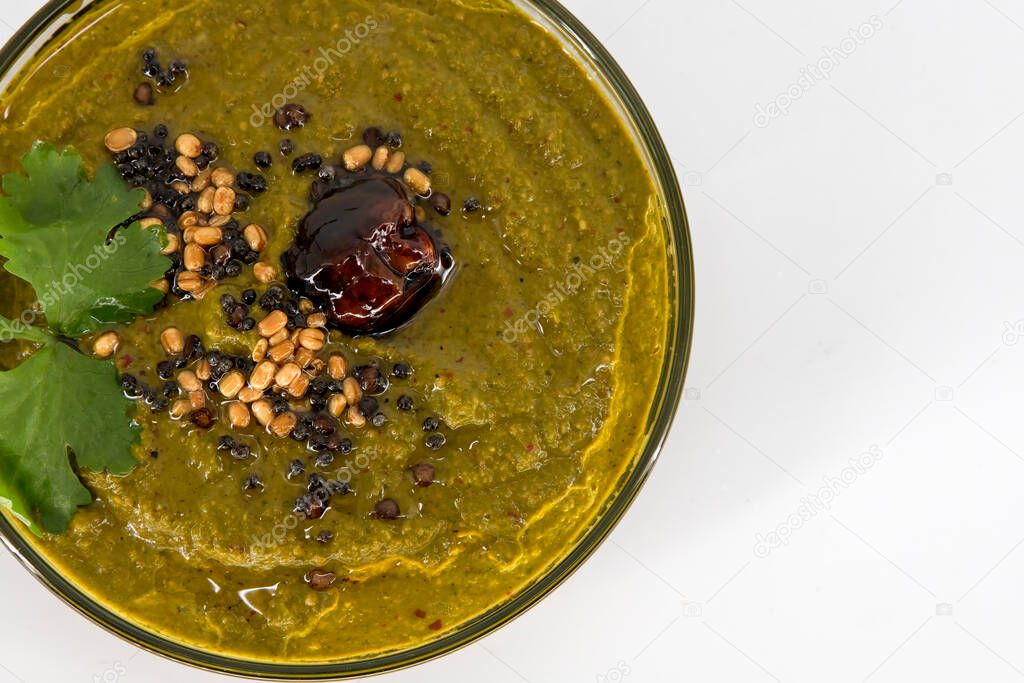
xmin=0 ymin=0 xmax=695 ymax=678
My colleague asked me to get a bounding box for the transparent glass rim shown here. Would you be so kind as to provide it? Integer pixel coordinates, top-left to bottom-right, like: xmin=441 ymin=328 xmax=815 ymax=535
xmin=0 ymin=0 xmax=695 ymax=678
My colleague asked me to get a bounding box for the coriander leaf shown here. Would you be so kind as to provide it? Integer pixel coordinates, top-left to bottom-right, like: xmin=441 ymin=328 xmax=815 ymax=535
xmin=0 ymin=313 xmax=51 ymax=345
xmin=0 ymin=142 xmax=168 ymax=336
xmin=0 ymin=337 xmax=138 ymax=534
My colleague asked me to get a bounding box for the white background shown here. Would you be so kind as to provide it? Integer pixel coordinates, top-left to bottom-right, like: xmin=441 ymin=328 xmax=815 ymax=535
xmin=1 ymin=0 xmax=1023 ymax=680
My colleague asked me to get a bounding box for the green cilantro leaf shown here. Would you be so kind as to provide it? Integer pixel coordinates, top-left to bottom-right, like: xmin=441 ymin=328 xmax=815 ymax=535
xmin=0 ymin=142 xmax=168 ymax=336
xmin=0 ymin=142 xmax=162 ymax=534
xmin=0 ymin=317 xmax=50 ymax=345
xmin=0 ymin=320 xmax=138 ymax=534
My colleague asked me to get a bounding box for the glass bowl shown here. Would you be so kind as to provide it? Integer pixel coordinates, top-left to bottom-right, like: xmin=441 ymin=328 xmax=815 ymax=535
xmin=0 ymin=0 xmax=694 ymax=678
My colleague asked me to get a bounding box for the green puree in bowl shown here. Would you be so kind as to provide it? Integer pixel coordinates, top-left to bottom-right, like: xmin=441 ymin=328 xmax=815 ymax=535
xmin=0 ymin=0 xmax=669 ymax=662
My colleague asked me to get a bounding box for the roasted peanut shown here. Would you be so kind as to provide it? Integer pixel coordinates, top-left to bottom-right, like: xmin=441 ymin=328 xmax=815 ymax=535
xmin=251 ymin=338 xmax=268 ymax=363
xmin=176 ymin=271 xmax=205 ymax=293
xmin=252 ymin=399 xmax=274 ymax=426
xmin=346 ymin=404 xmax=366 ymax=427
xmin=297 ymin=328 xmax=325 ymax=351
xmin=342 ymin=376 xmax=362 ymax=404
xmin=104 ymin=127 xmax=137 ymax=153
xmin=269 ymin=411 xmax=297 ymax=437
xmin=92 ymin=331 xmax=119 ymax=358
xmin=327 ymin=393 xmax=347 ymax=418
xmin=384 ymin=150 xmax=405 ymax=174
xmin=219 ymin=370 xmax=245 ymax=398
xmin=178 ymin=210 xmax=204 ymax=229
xmin=195 ymin=359 xmax=212 ymax=381
xmin=177 ymin=370 xmax=202 ymax=393
xmin=253 ymin=262 xmax=278 ymax=283
xmin=183 ymin=243 xmax=206 ymax=271
xmin=175 ymin=133 xmax=203 ymax=158
xmin=238 ymin=386 xmax=264 ymax=403
xmin=268 ymin=340 xmax=295 ymax=363
xmin=197 ymin=187 xmax=216 ymax=214
xmin=193 ymin=226 xmax=223 ymax=246
xmin=258 ymin=310 xmax=288 ymax=337
xmin=342 ymin=144 xmax=373 ymax=170
xmin=211 ymin=167 xmax=235 ymax=188
xmin=175 ymin=155 xmax=198 ymax=177
xmin=227 ymin=402 xmax=251 ymax=429
xmin=275 ymin=362 xmax=301 ymax=388
xmin=170 ymin=399 xmax=192 ymax=419
xmin=327 ymin=353 xmax=348 ymax=380
xmin=244 ymin=223 xmax=268 ymax=251
xmin=294 ymin=347 xmax=314 ymax=369
xmin=248 ymin=360 xmax=277 ymax=391
xmin=192 ymin=167 xmax=212 ymax=192
xmin=213 ymin=186 xmax=236 ymax=215
xmin=287 ymin=373 xmax=310 ymax=398
xmin=161 ymin=233 xmax=181 ymax=255
xmin=403 ymin=167 xmax=431 ymax=196
xmin=160 ymin=327 xmax=184 ymax=354
xmin=371 ymin=145 xmax=389 ymax=170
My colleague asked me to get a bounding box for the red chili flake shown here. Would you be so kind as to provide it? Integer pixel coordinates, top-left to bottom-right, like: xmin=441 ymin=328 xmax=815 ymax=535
xmin=414 ymin=608 xmax=427 ymax=618
xmin=117 ymin=354 xmax=136 ymax=370
xmin=503 ymin=307 xmax=515 ymax=319
xmin=393 ymin=92 xmax=404 ymax=102
xmin=613 ymin=196 xmax=621 ymax=203
xmin=428 ymin=619 xmax=442 ymax=631
xmin=526 ymin=443 xmax=534 ymax=452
